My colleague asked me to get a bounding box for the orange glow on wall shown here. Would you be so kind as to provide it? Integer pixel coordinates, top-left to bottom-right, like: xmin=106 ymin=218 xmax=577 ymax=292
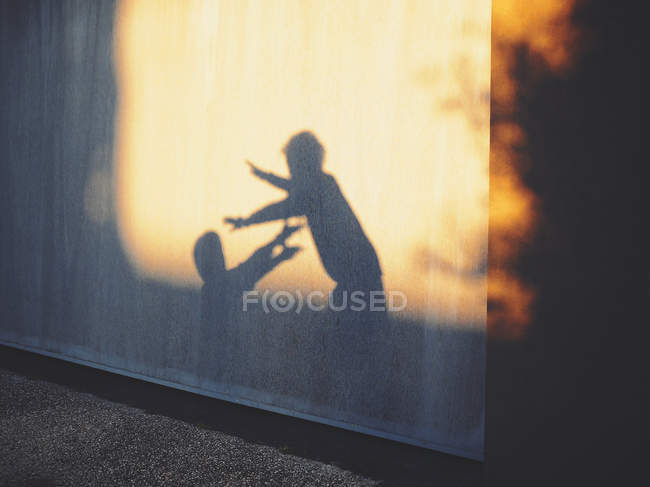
xmin=113 ymin=0 xmax=491 ymax=325
xmin=489 ymin=0 xmax=579 ymax=338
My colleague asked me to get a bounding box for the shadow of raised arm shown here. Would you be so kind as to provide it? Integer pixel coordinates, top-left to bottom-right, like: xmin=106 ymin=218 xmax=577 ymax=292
xmin=246 ymin=160 xmax=291 ymax=191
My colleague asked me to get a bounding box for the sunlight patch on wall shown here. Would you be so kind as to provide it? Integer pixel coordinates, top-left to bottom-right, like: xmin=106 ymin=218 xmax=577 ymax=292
xmin=113 ymin=0 xmax=491 ymax=325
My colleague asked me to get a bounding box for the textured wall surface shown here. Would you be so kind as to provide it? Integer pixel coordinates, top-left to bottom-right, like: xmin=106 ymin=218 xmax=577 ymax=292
xmin=0 ymin=0 xmax=489 ymax=459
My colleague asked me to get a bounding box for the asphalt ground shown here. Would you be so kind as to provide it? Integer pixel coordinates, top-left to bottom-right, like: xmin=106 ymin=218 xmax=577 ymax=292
xmin=0 ymin=346 xmax=483 ymax=486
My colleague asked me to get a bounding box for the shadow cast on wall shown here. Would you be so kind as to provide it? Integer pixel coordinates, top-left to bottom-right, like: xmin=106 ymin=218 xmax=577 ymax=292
xmin=0 ymin=1 xmax=485 ymax=458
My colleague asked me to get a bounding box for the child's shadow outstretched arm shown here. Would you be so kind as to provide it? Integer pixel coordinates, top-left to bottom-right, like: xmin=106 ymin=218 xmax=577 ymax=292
xmin=246 ymin=160 xmax=290 ymax=191
xmin=224 ymin=197 xmax=303 ymax=230
xmin=230 ymin=224 xmax=303 ymax=290
xmin=224 ymin=160 xmax=307 ymax=230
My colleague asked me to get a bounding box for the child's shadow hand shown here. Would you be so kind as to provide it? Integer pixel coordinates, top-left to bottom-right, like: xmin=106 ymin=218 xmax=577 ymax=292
xmin=245 ymin=160 xmax=265 ymax=178
xmin=276 ymin=245 xmax=302 ymax=262
xmin=223 ymin=217 xmax=245 ymax=230
xmin=273 ymin=223 xmax=303 ymax=245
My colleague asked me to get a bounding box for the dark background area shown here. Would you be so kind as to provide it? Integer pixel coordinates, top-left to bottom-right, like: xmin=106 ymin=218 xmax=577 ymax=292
xmin=486 ymin=1 xmax=643 ymax=485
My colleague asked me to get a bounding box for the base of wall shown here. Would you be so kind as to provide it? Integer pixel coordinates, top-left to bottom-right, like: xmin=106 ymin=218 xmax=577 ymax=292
xmin=0 ymin=338 xmax=483 ymax=461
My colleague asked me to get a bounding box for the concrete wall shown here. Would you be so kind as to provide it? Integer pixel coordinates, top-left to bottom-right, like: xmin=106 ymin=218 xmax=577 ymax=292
xmin=0 ymin=0 xmax=486 ymax=459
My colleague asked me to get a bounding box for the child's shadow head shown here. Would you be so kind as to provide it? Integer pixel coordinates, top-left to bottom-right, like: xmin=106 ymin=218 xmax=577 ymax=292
xmin=283 ymin=131 xmax=324 ymax=179
xmin=194 ymin=231 xmax=226 ymax=284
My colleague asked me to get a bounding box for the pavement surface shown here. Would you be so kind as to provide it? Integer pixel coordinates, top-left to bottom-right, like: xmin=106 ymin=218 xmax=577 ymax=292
xmin=0 ymin=369 xmax=375 ymax=486
xmin=0 ymin=347 xmax=483 ymax=486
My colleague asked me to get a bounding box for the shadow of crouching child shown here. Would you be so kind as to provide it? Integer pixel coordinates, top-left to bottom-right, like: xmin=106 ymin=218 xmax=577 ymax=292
xmin=193 ymin=225 xmax=302 ymax=386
